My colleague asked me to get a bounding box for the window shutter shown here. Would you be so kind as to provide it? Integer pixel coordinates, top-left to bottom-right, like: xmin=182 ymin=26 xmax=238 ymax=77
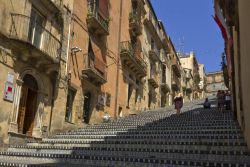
xmin=98 ymin=0 xmax=108 ymax=18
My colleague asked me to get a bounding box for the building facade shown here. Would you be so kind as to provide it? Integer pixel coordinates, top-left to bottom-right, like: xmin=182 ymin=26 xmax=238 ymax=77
xmin=0 ymin=0 xmax=73 ymax=145
xmin=206 ymin=71 xmax=227 ymax=96
xmin=198 ymin=64 xmax=206 ymax=98
xmin=182 ymin=68 xmax=193 ymax=102
xmin=0 ymin=0 xmax=206 ymax=146
xmin=179 ymin=52 xmax=200 ymax=99
xmin=214 ymin=0 xmax=250 ymax=149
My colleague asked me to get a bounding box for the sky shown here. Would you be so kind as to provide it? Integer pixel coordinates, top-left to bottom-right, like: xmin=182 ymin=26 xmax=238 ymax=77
xmin=151 ymin=0 xmax=224 ymax=73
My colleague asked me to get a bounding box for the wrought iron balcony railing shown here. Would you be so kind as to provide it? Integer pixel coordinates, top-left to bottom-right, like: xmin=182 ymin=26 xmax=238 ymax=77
xmin=171 ymin=73 xmax=181 ymax=90
xmin=120 ymin=41 xmax=147 ymax=69
xmin=129 ymin=12 xmax=142 ymax=36
xmin=9 ymin=13 xmax=61 ymax=60
xmin=87 ymin=1 xmax=109 ymax=35
xmin=148 ymin=70 xmax=159 ymax=88
xmin=120 ymin=41 xmax=147 ymax=78
xmin=144 ymin=12 xmax=162 ymax=46
xmin=82 ymin=53 xmax=107 ymax=85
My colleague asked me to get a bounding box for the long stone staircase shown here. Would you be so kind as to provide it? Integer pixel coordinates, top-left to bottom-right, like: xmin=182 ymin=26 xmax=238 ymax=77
xmin=0 ymin=99 xmax=250 ymax=166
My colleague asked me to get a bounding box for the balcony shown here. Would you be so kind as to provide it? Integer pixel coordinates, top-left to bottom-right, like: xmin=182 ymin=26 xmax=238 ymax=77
xmin=148 ymin=49 xmax=160 ymax=62
xmin=86 ymin=2 xmax=109 ymax=36
xmin=81 ymin=54 xmax=107 ymax=85
xmin=171 ymin=74 xmax=180 ymax=91
xmin=143 ymin=12 xmax=162 ymax=46
xmin=131 ymin=0 xmax=146 ymax=15
xmin=43 ymin=0 xmax=63 ymax=12
xmin=171 ymin=58 xmax=181 ymax=77
xmin=129 ymin=12 xmax=142 ymax=37
xmin=9 ymin=13 xmax=61 ymax=64
xmin=160 ymin=76 xmax=170 ymax=92
xmin=120 ymin=41 xmax=147 ymax=78
xmin=148 ymin=71 xmax=158 ymax=88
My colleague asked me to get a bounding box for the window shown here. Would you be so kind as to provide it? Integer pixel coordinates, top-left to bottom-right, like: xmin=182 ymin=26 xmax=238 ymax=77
xmin=28 ymin=8 xmax=45 ymax=48
xmin=98 ymin=0 xmax=109 ymax=19
xmin=65 ymin=87 xmax=76 ymax=122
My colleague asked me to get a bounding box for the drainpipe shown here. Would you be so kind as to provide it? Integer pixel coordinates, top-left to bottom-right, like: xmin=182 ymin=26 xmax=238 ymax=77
xmin=65 ymin=10 xmax=73 ymax=75
xmin=114 ymin=0 xmax=123 ymax=119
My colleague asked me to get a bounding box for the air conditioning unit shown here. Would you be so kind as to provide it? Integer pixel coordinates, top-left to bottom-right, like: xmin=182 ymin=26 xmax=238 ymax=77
xmin=98 ymin=94 xmax=106 ymax=106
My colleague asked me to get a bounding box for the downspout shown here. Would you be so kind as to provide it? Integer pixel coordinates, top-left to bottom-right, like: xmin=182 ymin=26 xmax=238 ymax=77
xmin=114 ymin=0 xmax=123 ymax=119
xmin=65 ymin=9 xmax=73 ymax=75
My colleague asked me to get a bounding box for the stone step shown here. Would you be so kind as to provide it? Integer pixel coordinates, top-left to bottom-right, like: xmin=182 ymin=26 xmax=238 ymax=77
xmin=8 ymin=145 xmax=249 ymax=156
xmin=0 ymin=151 xmax=249 ymax=165
xmin=75 ymin=127 xmax=241 ymax=131
xmin=51 ymin=134 xmax=242 ymax=140
xmin=55 ymin=129 xmax=242 ymax=136
xmin=27 ymin=138 xmax=247 ymax=147
xmin=45 ymin=134 xmax=243 ymax=141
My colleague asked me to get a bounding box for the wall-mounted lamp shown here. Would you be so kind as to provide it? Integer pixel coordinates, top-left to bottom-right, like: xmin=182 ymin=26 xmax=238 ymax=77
xmin=71 ymin=46 xmax=82 ymax=54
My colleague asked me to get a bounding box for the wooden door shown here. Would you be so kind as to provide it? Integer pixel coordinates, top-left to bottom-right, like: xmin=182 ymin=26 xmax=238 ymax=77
xmin=23 ymin=89 xmax=37 ymax=136
xmin=17 ymin=85 xmax=28 ymax=134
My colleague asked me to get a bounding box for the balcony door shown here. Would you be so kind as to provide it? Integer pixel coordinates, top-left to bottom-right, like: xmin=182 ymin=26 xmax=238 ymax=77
xmin=28 ymin=8 xmax=45 ymax=49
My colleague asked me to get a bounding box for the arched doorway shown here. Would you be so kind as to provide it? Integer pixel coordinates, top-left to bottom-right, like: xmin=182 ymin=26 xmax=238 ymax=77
xmin=17 ymin=74 xmax=38 ymax=136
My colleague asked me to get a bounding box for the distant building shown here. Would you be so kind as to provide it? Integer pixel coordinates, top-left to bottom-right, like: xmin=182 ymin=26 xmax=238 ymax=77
xmin=206 ymin=71 xmax=227 ymax=96
xmin=179 ymin=52 xmax=200 ymax=99
xmin=198 ymin=64 xmax=206 ymax=98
